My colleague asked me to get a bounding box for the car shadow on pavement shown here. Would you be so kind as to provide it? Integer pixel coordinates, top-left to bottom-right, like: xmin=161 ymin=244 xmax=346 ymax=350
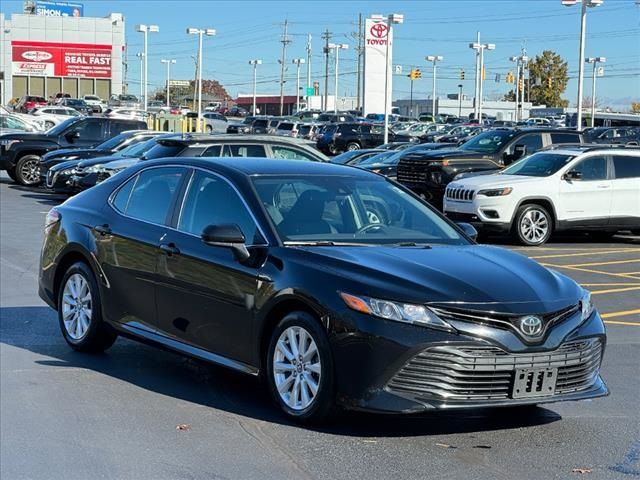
xmin=1 ymin=306 xmax=561 ymax=436
xmin=485 ymin=232 xmax=640 ymax=247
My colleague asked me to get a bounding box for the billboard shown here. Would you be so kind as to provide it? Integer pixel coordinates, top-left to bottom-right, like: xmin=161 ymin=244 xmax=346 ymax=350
xmin=35 ymin=1 xmax=84 ymax=17
xmin=363 ymin=18 xmax=393 ymax=116
xmin=12 ymin=41 xmax=112 ymax=78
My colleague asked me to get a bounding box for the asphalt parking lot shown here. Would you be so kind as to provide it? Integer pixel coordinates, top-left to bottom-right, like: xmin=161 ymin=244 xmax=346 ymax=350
xmin=1 ymin=173 xmax=638 ymax=480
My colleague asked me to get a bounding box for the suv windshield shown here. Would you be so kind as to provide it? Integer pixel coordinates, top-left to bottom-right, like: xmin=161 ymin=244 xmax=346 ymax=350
xmin=501 ymin=152 xmax=575 ymax=177
xmin=66 ymin=99 xmax=85 ymax=106
xmin=253 ymin=176 xmax=467 ymax=245
xmin=459 ymin=130 xmax=516 ymax=153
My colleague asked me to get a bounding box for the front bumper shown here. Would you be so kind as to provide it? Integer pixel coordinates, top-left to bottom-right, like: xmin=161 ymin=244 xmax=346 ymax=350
xmin=45 ymin=169 xmax=74 ymax=193
xmin=330 ymin=309 xmax=607 ymax=413
xmin=444 ymin=196 xmax=515 ymax=233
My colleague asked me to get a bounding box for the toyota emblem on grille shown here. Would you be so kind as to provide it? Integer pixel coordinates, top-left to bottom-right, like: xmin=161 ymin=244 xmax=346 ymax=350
xmin=519 ymin=316 xmax=543 ymax=336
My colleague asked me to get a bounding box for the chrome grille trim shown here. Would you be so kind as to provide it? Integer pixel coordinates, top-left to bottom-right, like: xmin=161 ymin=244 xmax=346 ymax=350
xmin=445 ymin=187 xmax=475 ymax=202
xmin=387 ymin=339 xmax=602 ymax=401
xmin=46 ymin=170 xmax=56 ymax=188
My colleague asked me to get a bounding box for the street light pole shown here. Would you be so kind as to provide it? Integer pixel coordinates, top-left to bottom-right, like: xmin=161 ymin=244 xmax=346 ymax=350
xmin=328 ymin=44 xmax=348 ymax=114
xmin=458 ymin=84 xmax=463 ymax=117
xmin=135 ymin=24 xmax=159 ymax=111
xmin=586 ymin=56 xmax=605 ymax=127
xmin=562 ymin=0 xmax=603 ymax=129
xmin=426 ymin=55 xmax=443 ymax=119
xmin=187 ymin=27 xmax=216 ymax=131
xmin=136 ymin=52 xmax=144 ymax=102
xmin=161 ymin=59 xmax=176 ymax=108
xmin=469 ymin=39 xmax=495 ymax=123
xmin=249 ymin=59 xmax=262 ymax=115
xmin=371 ymin=13 xmax=404 ymax=145
xmin=292 ymin=58 xmax=306 ymax=113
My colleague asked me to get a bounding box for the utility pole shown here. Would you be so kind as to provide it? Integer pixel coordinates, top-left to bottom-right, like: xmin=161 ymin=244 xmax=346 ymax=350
xmin=356 ymin=13 xmax=363 ymax=112
xmin=322 ymin=29 xmax=332 ymax=111
xmin=279 ymin=20 xmax=291 ymax=116
xmin=306 ymin=34 xmax=312 ymax=108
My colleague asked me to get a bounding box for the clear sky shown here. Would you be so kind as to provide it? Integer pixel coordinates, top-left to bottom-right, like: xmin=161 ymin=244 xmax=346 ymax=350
xmin=2 ymin=0 xmax=639 ymax=109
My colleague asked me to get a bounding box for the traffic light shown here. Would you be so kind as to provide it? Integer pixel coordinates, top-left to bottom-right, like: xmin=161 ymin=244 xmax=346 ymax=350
xmin=518 ymin=78 xmax=525 ymax=92
xmin=506 ymin=71 xmax=514 ymax=83
xmin=547 ymin=77 xmax=553 ymax=88
xmin=409 ymin=68 xmax=422 ymax=80
xmin=460 ymin=69 xmax=465 ymax=80
xmin=482 ymin=66 xmax=486 ymax=81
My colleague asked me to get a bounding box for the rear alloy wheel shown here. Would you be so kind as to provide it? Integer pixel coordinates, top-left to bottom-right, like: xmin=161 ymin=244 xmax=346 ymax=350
xmin=58 ymin=262 xmax=117 ymax=352
xmin=266 ymin=311 xmax=335 ymax=423
xmin=15 ymin=155 xmax=42 ymax=186
xmin=513 ymin=204 xmax=553 ymax=246
xmin=346 ymin=142 xmax=361 ymax=151
xmin=44 ymin=120 xmax=55 ymax=129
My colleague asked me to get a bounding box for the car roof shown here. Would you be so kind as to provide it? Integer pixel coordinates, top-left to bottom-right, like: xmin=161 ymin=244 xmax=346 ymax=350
xmin=142 ymin=156 xmax=377 ymax=178
xmin=159 ymin=134 xmax=317 ymax=146
xmin=542 ymin=144 xmax=640 ymax=154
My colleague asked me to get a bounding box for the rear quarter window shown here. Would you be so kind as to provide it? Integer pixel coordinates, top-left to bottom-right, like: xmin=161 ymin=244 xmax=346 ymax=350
xmin=551 ymin=132 xmax=580 ymax=144
xmin=612 ymin=155 xmax=640 ymax=179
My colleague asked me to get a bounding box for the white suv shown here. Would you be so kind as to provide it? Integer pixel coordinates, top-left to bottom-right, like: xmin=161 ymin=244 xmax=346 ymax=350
xmin=443 ymin=146 xmax=640 ymax=245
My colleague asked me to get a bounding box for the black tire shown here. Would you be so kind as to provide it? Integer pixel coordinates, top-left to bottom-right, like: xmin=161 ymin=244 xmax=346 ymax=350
xmin=6 ymin=168 xmax=17 ymax=181
xmin=15 ymin=155 xmax=43 ymax=186
xmin=266 ymin=311 xmax=335 ymax=423
xmin=206 ymin=125 xmax=213 ymax=133
xmin=346 ymin=142 xmax=361 ymax=152
xmin=44 ymin=120 xmax=55 ymax=129
xmin=57 ymin=261 xmax=117 ymax=353
xmin=512 ymin=204 xmax=553 ymax=246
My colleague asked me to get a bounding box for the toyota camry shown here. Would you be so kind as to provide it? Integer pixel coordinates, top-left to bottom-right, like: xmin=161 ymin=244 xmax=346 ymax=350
xmin=38 ymin=157 xmax=608 ymax=422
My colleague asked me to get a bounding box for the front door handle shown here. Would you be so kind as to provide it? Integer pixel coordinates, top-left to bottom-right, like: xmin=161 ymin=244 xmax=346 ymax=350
xmin=94 ymin=224 xmax=111 ymax=236
xmin=159 ymin=243 xmax=180 ymax=256
xmin=596 ymin=184 xmax=611 ymax=189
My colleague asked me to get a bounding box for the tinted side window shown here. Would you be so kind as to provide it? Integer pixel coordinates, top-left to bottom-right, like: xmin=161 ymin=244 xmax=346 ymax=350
xmin=111 ymin=121 xmax=137 ymax=136
xmin=271 ymin=146 xmax=317 ymax=161
xmin=551 ymin=132 xmax=580 ymax=144
xmin=112 ymin=176 xmax=136 ymax=213
xmin=201 ymin=145 xmax=222 ymax=157
xmin=125 ymin=168 xmax=184 ymax=225
xmin=572 ymin=156 xmax=608 ymax=181
xmin=222 ymin=144 xmax=267 ymax=157
xmin=515 ymin=134 xmax=543 ymax=153
xmin=178 ymin=171 xmax=263 ymax=243
xmin=612 ymin=155 xmax=640 ymax=179
xmin=67 ymin=120 xmax=105 ymax=141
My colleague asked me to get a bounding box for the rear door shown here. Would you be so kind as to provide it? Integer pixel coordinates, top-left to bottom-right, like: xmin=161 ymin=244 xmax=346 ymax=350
xmin=609 ymin=154 xmax=640 ymax=228
xmin=97 ymin=166 xmax=188 ymax=330
xmin=557 ymin=155 xmax=612 ymax=225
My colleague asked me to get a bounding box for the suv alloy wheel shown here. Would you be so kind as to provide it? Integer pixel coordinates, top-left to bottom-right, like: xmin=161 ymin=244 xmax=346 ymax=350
xmin=513 ymin=204 xmax=553 ymax=246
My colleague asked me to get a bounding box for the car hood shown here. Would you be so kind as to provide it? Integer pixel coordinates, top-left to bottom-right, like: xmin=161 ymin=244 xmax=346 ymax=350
xmin=44 ymin=147 xmax=108 ymax=160
xmin=104 ymin=157 xmax=141 ymax=170
xmin=408 ymin=148 xmax=491 ymax=160
xmin=50 ymin=158 xmax=83 ymax=172
xmin=288 ymin=244 xmax=581 ymax=314
xmin=447 ymin=174 xmax=543 ymax=190
xmin=77 ymin=154 xmax=127 ymax=168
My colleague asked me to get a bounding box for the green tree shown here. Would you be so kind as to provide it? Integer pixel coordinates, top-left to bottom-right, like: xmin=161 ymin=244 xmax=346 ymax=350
xmin=528 ymin=50 xmax=569 ymax=107
xmin=631 ymin=102 xmax=640 ymax=113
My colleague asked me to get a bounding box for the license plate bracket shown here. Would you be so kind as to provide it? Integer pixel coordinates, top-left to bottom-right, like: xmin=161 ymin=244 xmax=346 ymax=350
xmin=512 ymin=367 xmax=557 ymax=399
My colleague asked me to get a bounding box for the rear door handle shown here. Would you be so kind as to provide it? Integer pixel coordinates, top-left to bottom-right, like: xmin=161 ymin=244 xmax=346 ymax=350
xmin=159 ymin=243 xmax=180 ymax=256
xmin=596 ymin=185 xmax=611 ymax=189
xmin=94 ymin=224 xmax=112 ymax=235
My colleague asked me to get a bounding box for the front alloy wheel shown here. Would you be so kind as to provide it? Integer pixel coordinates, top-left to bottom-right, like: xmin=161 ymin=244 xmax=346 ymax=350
xmin=514 ymin=204 xmax=552 ymax=246
xmin=15 ymin=155 xmax=42 ymax=186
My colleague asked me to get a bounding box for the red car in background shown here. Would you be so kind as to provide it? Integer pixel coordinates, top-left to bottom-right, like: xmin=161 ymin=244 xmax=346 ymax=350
xmin=15 ymin=95 xmax=48 ymax=113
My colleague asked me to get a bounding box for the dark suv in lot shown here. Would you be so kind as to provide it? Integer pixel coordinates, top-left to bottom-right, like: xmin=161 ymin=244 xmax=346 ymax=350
xmin=396 ymin=128 xmax=583 ymax=208
xmin=0 ymin=116 xmax=147 ymax=185
xmin=317 ymin=123 xmax=392 ymax=155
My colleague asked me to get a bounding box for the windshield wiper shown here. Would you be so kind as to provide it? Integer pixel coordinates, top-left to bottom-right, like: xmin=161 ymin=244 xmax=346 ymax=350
xmin=284 ymin=241 xmax=368 ymax=247
xmin=392 ymin=242 xmax=432 ymax=248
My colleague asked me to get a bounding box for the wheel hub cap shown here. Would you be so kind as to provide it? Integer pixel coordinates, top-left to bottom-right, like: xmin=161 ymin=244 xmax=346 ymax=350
xmin=273 ymin=326 xmax=321 ymax=411
xmin=20 ymin=160 xmax=40 ymax=183
xmin=521 ymin=209 xmax=549 ymax=243
xmin=61 ymin=274 xmax=92 ymax=340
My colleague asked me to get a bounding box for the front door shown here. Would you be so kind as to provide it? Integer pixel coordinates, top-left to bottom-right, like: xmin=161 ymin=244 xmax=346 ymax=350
xmin=558 ymin=155 xmax=612 ymax=225
xmin=155 ymin=169 xmax=265 ymax=364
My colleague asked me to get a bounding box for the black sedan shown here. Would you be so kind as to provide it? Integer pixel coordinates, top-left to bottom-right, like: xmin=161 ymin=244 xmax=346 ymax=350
xmin=39 ymin=157 xmax=608 ymax=422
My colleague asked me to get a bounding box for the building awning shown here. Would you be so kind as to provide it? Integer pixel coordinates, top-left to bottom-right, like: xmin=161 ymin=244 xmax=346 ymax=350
xmin=236 ymin=95 xmax=298 ymax=105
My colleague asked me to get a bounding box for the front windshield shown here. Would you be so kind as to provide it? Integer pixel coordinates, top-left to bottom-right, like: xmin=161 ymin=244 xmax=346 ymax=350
xmin=118 ymin=137 xmax=159 ymax=158
xmin=501 ymin=152 xmax=575 ymax=177
xmin=47 ymin=117 xmax=82 ymax=136
xmin=459 ymin=130 xmax=515 ymax=153
xmin=358 ymin=151 xmax=399 ymax=166
xmin=97 ymin=132 xmax=131 ymax=151
xmin=253 ymin=176 xmax=467 ymax=245
xmin=119 ymin=95 xmax=139 ymax=102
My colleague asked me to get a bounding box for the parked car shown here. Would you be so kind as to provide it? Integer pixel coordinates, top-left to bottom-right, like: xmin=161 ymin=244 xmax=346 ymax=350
xmin=293 ymin=110 xmax=322 ymax=121
xmin=146 ymin=100 xmax=169 ymax=114
xmin=15 ymin=95 xmax=48 ymax=113
xmin=584 ymin=127 xmax=640 ymax=145
xmin=297 ymin=123 xmax=322 ymax=141
xmin=225 ymin=106 xmax=249 ymax=117
xmin=39 ymin=156 xmax=608 ymax=423
xmin=0 ymin=116 xmax=147 ymax=185
xmin=316 ymin=113 xmax=356 ymax=124
xmin=87 ymin=134 xmax=330 ymax=182
xmin=108 ymin=94 xmax=141 ymax=109
xmin=275 ymin=121 xmax=305 ymax=137
xmin=47 ymin=134 xmax=173 ymax=193
xmin=227 ymin=116 xmax=256 ymax=134
xmin=169 ymin=105 xmax=191 ymax=115
xmin=420 ymin=125 xmax=475 ymax=144
xmin=202 ymin=112 xmax=228 ymax=133
xmin=418 ymin=113 xmax=444 ymax=123
xmin=492 ymin=120 xmax=517 ymax=128
xmin=396 ymin=128 xmax=584 ymax=209
xmin=104 ymin=108 xmax=150 ymax=123
xmin=329 ymin=149 xmax=388 ymax=165
xmin=1 ymin=113 xmax=43 ymax=134
xmin=317 ymin=123 xmax=391 ymax=155
xmin=30 ymin=106 xmax=83 ymax=129
xmin=82 ymin=95 xmax=106 ymax=113
xmin=57 ymin=98 xmax=93 ymax=116
xmin=359 ymin=143 xmax=460 ymax=180
xmin=39 ymin=130 xmax=163 ymax=183
xmin=525 ymin=118 xmax=553 ymax=127
xmin=436 ymin=126 xmax=485 ymax=145
xmin=443 ymin=145 xmax=640 ymax=245
xmin=249 ymin=117 xmax=273 ymax=135
xmin=52 ymin=93 xmax=71 ymax=105
xmin=376 ymin=142 xmax=413 ymax=151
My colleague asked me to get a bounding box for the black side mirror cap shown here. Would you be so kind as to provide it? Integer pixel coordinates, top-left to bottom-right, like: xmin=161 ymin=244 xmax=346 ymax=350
xmin=201 ymin=224 xmax=250 ymax=261
xmin=513 ymin=144 xmax=527 ymax=158
xmin=456 ymin=222 xmax=478 ymax=242
xmin=65 ymin=130 xmax=81 ymax=140
xmin=563 ymin=170 xmax=583 ymax=181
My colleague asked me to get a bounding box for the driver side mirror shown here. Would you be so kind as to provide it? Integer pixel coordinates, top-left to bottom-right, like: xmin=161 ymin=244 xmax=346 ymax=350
xmin=201 ymin=224 xmax=250 ymax=261
xmin=456 ymin=222 xmax=478 ymax=242
xmin=563 ymin=170 xmax=583 ymax=181
xmin=513 ymin=144 xmax=527 ymax=160
xmin=65 ymin=130 xmax=81 ymax=141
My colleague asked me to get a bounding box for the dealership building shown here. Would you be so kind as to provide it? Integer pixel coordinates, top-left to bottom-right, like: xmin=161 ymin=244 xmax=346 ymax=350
xmin=0 ymin=4 xmax=125 ymax=105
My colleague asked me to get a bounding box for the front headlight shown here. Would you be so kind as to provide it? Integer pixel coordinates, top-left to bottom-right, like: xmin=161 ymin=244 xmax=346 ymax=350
xmin=0 ymin=139 xmax=22 ymax=149
xmin=60 ymin=167 xmax=77 ymax=175
xmin=580 ymin=290 xmax=594 ymax=321
xmin=477 ymin=187 xmax=513 ymax=197
xmin=340 ymin=292 xmax=455 ymax=331
xmin=84 ymin=164 xmax=105 ymax=174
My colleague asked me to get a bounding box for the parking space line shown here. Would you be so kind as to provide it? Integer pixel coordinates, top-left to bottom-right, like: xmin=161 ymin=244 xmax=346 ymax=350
xmin=565 ymin=259 xmax=640 ymax=268
xmin=604 ymin=320 xmax=640 ymax=326
xmin=591 ymin=286 xmax=640 ymax=295
xmin=529 ymin=249 xmax=640 ymax=260
xmin=582 ymin=283 xmax=640 ymax=287
xmin=540 ymin=263 xmax=640 ymax=280
xmin=601 ymin=309 xmax=640 ymax=319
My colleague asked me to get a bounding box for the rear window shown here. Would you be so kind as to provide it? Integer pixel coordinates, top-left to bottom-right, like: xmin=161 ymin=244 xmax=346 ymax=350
xmin=612 ymin=155 xmax=640 ymax=179
xmin=551 ymin=132 xmax=580 ymax=144
xmin=253 ymin=120 xmax=269 ymax=127
xmin=144 ymin=142 xmax=186 ymax=159
xmin=278 ymin=123 xmax=294 ymax=131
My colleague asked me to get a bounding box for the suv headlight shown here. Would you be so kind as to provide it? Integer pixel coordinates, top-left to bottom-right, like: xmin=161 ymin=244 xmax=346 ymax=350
xmin=0 ymin=139 xmax=22 ymax=149
xmin=580 ymin=290 xmax=594 ymax=321
xmin=477 ymin=187 xmax=513 ymax=197
xmin=339 ymin=292 xmax=455 ymax=331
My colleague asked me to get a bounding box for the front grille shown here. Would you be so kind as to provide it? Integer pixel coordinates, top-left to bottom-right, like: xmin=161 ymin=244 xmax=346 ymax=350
xmin=387 ymin=339 xmax=602 ymax=401
xmin=46 ymin=170 xmax=56 ymax=188
xmin=397 ymin=156 xmax=429 ymax=184
xmin=445 ymin=186 xmax=475 ymax=201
